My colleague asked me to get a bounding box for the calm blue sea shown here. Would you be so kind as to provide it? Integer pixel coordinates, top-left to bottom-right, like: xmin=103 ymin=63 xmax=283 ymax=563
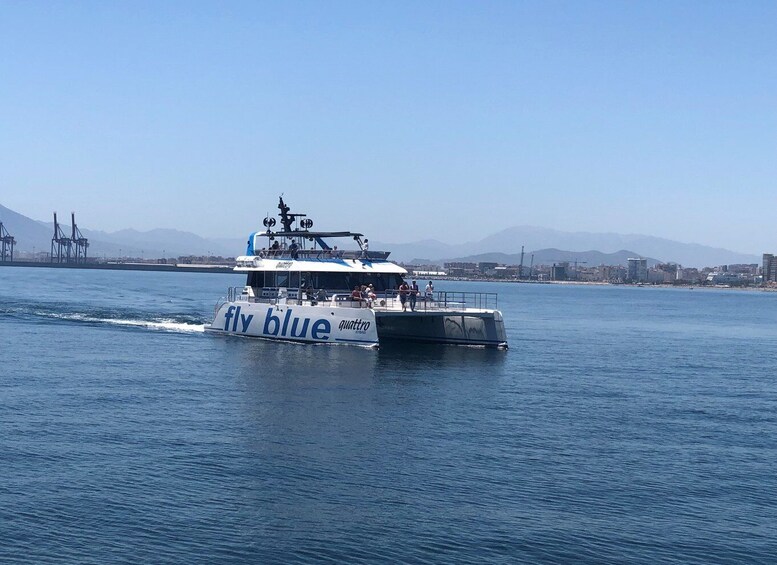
xmin=2 ymin=267 xmax=777 ymax=564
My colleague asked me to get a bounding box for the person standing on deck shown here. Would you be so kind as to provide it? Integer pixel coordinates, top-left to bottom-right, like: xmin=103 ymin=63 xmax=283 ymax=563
xmin=409 ymin=280 xmax=419 ymax=311
xmin=399 ymin=281 xmax=410 ymax=312
xmin=425 ymin=280 xmax=434 ymax=302
xmin=360 ymin=285 xmax=373 ymax=308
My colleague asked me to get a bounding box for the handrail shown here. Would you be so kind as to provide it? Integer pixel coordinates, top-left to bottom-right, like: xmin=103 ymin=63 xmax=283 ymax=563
xmin=434 ymin=291 xmax=498 ymax=310
xmin=377 ymin=289 xmax=498 ymax=311
xmin=223 ymin=286 xmax=499 ymax=312
xmin=250 ymin=249 xmax=390 ymax=261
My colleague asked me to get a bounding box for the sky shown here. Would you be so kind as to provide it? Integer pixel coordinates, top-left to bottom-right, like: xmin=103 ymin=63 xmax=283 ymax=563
xmin=1 ymin=1 xmax=775 ymax=253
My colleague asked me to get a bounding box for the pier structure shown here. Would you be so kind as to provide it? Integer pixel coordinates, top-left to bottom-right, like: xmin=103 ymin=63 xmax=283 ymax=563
xmin=51 ymin=212 xmax=73 ymax=263
xmin=70 ymin=212 xmax=89 ymax=263
xmin=0 ymin=222 xmax=15 ymax=262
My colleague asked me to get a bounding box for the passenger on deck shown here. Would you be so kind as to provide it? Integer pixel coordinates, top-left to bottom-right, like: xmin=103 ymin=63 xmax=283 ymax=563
xmin=351 ymin=286 xmax=363 ymax=303
xmin=366 ymin=284 xmax=377 ymax=308
xmin=361 ymin=285 xmax=374 ymax=308
xmin=360 ymin=239 xmax=369 ymax=258
xmin=289 ymin=240 xmax=299 ymax=259
xmin=399 ymin=281 xmax=410 ymax=312
xmin=409 ymin=280 xmax=419 ymax=311
xmin=425 ymin=280 xmax=434 ymax=301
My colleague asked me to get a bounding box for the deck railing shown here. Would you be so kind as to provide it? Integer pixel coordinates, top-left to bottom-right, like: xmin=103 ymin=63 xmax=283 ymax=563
xmin=249 ymin=249 xmax=390 ymax=261
xmin=377 ymin=290 xmax=498 ymax=311
xmin=225 ymin=287 xmax=499 ymax=312
xmin=433 ymin=290 xmax=499 ymax=310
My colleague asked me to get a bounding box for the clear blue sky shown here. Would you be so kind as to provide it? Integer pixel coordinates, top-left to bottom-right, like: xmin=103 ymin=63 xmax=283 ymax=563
xmin=1 ymin=1 xmax=775 ymax=253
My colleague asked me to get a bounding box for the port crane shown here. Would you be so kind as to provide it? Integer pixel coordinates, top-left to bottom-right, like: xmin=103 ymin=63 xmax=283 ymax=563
xmin=51 ymin=212 xmax=72 ymax=263
xmin=71 ymin=212 xmax=89 ymax=263
xmin=0 ymin=222 xmax=15 ymax=261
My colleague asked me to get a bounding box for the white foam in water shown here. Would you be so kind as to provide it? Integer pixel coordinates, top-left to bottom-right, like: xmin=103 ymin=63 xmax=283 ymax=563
xmin=33 ymin=310 xmax=205 ymax=333
xmin=113 ymin=319 xmax=206 ymax=333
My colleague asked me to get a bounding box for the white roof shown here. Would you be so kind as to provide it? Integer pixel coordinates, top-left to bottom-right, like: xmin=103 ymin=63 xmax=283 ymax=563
xmin=234 ymin=256 xmax=407 ymax=275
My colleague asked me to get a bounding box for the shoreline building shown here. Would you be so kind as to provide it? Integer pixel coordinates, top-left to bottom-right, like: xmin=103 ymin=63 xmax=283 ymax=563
xmin=627 ymin=257 xmax=648 ymax=283
xmin=763 ymin=254 xmax=777 ymax=282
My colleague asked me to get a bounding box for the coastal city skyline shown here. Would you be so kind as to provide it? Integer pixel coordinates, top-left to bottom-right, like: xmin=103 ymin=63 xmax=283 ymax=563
xmin=2 ymin=2 xmax=775 ymax=253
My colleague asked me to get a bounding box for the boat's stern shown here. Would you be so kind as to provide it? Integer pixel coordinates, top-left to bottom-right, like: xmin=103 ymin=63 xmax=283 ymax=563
xmin=374 ymin=308 xmax=507 ymax=348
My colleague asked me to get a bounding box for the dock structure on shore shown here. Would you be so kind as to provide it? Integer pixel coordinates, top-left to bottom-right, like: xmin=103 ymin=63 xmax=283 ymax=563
xmin=49 ymin=212 xmax=90 ymax=264
xmin=0 ymin=259 xmax=236 ymax=274
xmin=51 ymin=212 xmax=72 ymax=263
xmin=70 ymin=213 xmax=89 ymax=263
xmin=0 ymin=222 xmax=15 ymax=262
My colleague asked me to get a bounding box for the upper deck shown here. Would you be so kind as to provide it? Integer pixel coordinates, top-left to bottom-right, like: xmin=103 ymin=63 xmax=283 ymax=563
xmin=239 ymin=197 xmax=406 ymax=275
xmin=235 ymin=254 xmax=407 ymax=274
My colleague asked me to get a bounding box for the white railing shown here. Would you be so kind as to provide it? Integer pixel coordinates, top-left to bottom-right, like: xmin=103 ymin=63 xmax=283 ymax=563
xmin=222 ymin=287 xmax=499 ymax=312
xmin=375 ymin=290 xmax=498 ymax=311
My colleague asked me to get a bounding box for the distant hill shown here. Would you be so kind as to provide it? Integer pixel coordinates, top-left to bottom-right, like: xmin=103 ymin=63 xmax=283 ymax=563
xmin=0 ymin=204 xmax=235 ymax=258
xmin=466 ymin=226 xmax=758 ymax=267
xmin=375 ymin=226 xmax=760 ymax=267
xmin=78 ymin=227 xmax=235 ymax=257
xmin=1 ymin=203 xmax=761 ymax=267
xmin=0 ymin=204 xmax=57 ymax=254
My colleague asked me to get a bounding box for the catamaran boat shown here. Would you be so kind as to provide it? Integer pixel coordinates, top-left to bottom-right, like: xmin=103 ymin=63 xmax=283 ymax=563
xmin=206 ymin=197 xmax=508 ymax=348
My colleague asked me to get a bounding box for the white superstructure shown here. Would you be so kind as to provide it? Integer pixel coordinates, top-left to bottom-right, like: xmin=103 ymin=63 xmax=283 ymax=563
xmin=206 ymin=197 xmax=507 ymax=348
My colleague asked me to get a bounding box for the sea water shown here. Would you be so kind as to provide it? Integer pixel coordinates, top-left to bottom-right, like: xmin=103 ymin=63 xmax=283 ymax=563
xmin=2 ymin=267 xmax=776 ymax=563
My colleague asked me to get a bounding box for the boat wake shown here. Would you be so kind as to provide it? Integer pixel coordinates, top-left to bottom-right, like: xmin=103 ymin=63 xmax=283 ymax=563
xmin=0 ymin=302 xmax=206 ymax=334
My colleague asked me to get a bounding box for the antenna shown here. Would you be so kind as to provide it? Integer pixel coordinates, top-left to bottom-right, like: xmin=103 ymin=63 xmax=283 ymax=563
xmin=278 ymin=196 xmax=293 ymax=232
xmin=277 ymin=196 xmax=309 ymax=233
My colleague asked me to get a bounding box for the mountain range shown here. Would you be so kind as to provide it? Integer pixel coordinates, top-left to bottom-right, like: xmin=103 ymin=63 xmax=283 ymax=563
xmin=373 ymin=226 xmax=760 ymax=267
xmin=0 ymin=204 xmax=761 ymax=267
xmin=0 ymin=204 xmax=239 ymax=258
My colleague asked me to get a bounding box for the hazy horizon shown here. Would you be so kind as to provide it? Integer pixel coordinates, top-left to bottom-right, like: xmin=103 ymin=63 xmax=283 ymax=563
xmin=2 ymin=2 xmax=775 ymax=253
xmin=0 ymin=200 xmax=763 ymax=262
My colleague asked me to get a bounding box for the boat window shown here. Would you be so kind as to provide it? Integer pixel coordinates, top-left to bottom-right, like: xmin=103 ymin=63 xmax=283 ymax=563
xmin=300 ymin=272 xmax=313 ymax=290
xmin=303 ymin=272 xmax=404 ymax=292
xmin=275 ymin=272 xmax=289 ymax=288
xmin=311 ymin=272 xmax=352 ymax=291
xmin=247 ymin=272 xmax=265 ymax=287
xmin=356 ymin=273 xmax=402 ymax=291
xmin=368 ymin=273 xmax=396 ymax=291
xmin=250 ymin=271 xmax=406 ymax=292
